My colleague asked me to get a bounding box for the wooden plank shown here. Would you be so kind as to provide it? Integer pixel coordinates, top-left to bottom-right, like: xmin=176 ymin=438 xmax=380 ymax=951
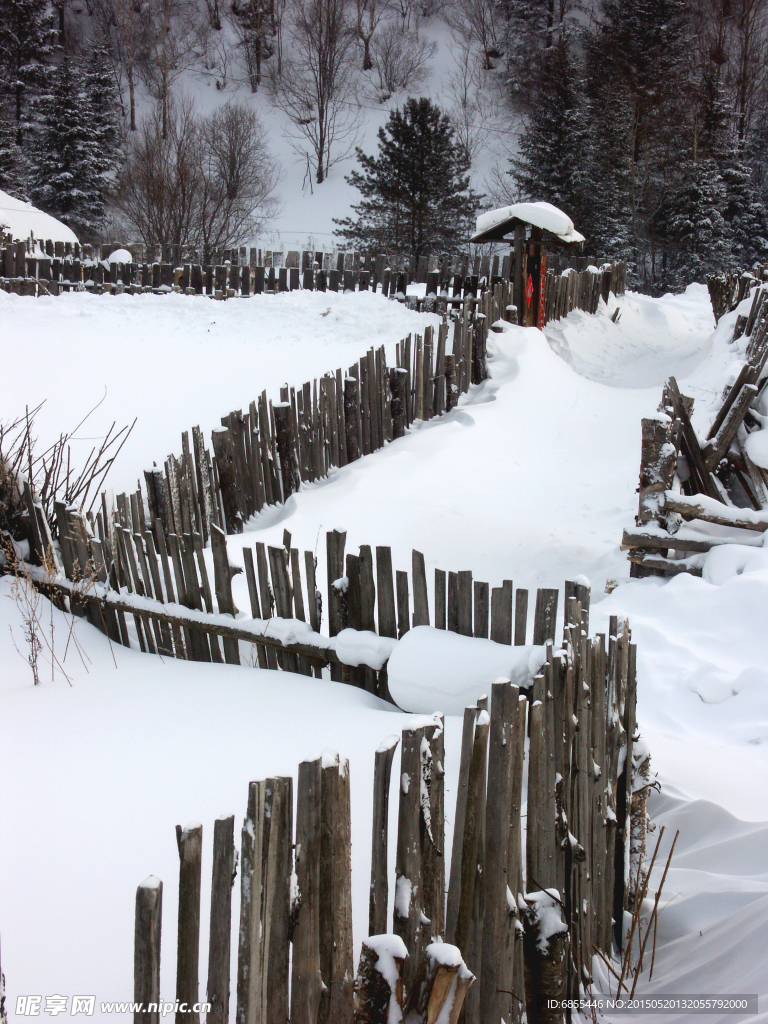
xmin=175 ymin=822 xmax=203 ymax=1024
xmin=304 ymin=551 xmax=320 ymax=633
xmin=480 ymin=682 xmax=518 ymax=1024
xmin=489 ymin=580 xmax=512 ymax=645
xmin=376 ymin=547 xmax=397 ymax=639
xmin=319 ymin=754 xmax=354 ymax=1024
xmin=261 ymin=776 xmax=293 ymax=1023
xmin=236 ymin=781 xmax=265 ymax=1024
xmin=411 ymin=550 xmax=429 ymax=626
xmin=434 ymin=569 xmax=446 ymax=630
xmin=396 ymin=569 xmax=410 ymax=637
xmin=445 ymin=706 xmax=477 ymax=944
xmin=242 ymin=547 xmax=268 ymax=668
xmin=533 ymin=588 xmax=559 ymax=645
xmin=473 ymin=580 xmax=489 ymax=638
xmin=358 ymin=544 xmax=376 ymax=632
xmin=207 ymin=816 xmax=235 ymax=1024
xmin=514 ymin=588 xmax=528 ymax=645
xmin=393 ymin=725 xmax=427 ymax=992
xmin=456 ymin=570 xmax=472 ymax=636
xmin=422 ymin=716 xmax=445 ymax=941
xmin=291 ymin=759 xmax=323 ymax=1024
xmin=211 ymin=524 xmax=241 ymax=665
xmin=455 ymin=701 xmax=489 ymax=1024
xmin=369 ymin=735 xmax=400 ymax=937
xmin=135 ymin=877 xmax=163 ymax=1024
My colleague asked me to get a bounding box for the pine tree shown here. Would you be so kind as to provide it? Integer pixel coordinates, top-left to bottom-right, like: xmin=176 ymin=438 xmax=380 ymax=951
xmin=28 ymin=60 xmax=109 ymax=240
xmin=0 ymin=109 xmax=24 ymax=195
xmin=510 ymin=40 xmax=587 ymax=230
xmin=667 ymin=158 xmax=730 ymax=287
xmin=0 ymin=0 xmax=53 ymax=146
xmin=582 ymin=0 xmax=692 ymax=290
xmin=334 ymin=98 xmax=482 ymax=262
xmin=82 ymin=46 xmax=122 ymax=178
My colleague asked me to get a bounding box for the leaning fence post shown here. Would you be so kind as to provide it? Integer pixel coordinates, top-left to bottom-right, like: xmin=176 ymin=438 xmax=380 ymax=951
xmin=135 ymin=877 xmax=163 ymax=1024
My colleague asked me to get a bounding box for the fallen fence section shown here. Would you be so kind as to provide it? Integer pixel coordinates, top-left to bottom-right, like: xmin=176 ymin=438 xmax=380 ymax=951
xmin=132 ymin=599 xmax=649 ymax=1024
xmin=624 ymin=280 xmax=768 ymax=576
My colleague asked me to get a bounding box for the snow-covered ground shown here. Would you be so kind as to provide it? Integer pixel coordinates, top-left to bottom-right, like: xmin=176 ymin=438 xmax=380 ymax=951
xmin=2 ymin=282 xmax=768 ymax=1022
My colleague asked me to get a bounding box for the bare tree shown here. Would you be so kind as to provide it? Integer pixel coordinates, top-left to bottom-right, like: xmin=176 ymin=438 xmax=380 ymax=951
xmin=444 ymin=0 xmax=503 ymax=71
xmin=354 ymin=0 xmax=388 ymax=69
xmin=369 ymin=22 xmax=436 ymax=98
xmin=270 ymin=0 xmax=361 ymax=182
xmin=115 ymin=97 xmax=279 ymax=253
xmin=229 ymin=0 xmax=275 ymax=89
xmin=87 ymin=0 xmax=140 ymax=129
xmin=141 ymin=0 xmax=200 ymax=138
xmin=445 ymin=42 xmax=509 ymax=164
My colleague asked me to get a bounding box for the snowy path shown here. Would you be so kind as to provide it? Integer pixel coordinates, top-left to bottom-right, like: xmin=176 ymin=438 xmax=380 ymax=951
xmin=2 ymin=284 xmax=767 ymax=1021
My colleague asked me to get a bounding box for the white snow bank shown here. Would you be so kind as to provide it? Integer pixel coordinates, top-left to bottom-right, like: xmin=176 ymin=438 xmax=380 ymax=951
xmin=0 ymin=188 xmax=79 ymax=245
xmin=386 ymin=625 xmax=545 ymax=714
xmin=473 ymin=201 xmax=585 ymax=244
xmin=745 ymin=427 xmax=768 ymax=470
xmin=334 ymin=628 xmax=397 ymax=669
xmin=107 ymin=248 xmax=134 ymax=264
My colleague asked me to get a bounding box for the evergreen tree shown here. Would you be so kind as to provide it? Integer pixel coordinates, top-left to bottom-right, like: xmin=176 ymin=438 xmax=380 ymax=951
xmin=0 ymin=0 xmax=53 ymax=146
xmin=582 ymin=0 xmax=692 ymax=290
xmin=0 ymin=109 xmax=24 ymax=195
xmin=667 ymin=158 xmax=730 ymax=286
xmin=510 ymin=40 xmax=587 ymax=230
xmin=334 ymin=98 xmax=482 ymax=262
xmin=28 ymin=59 xmax=109 ymax=240
xmin=82 ymin=46 xmax=122 ymax=178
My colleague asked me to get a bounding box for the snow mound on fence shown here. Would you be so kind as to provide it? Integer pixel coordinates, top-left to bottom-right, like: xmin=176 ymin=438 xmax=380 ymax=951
xmin=386 ymin=625 xmax=546 ymax=714
xmin=0 ymin=188 xmax=79 ymax=245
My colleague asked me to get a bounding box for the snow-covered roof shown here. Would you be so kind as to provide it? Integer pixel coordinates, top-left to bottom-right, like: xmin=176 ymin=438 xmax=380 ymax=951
xmin=0 ymin=189 xmax=79 ymax=245
xmin=471 ymin=201 xmax=585 ymax=246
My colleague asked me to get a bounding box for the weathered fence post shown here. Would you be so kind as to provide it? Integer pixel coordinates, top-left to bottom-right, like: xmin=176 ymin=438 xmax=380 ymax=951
xmin=369 ymin=735 xmax=400 ymax=937
xmin=175 ymin=823 xmax=203 ymax=1024
xmin=206 ymin=815 xmax=235 ymax=1024
xmin=135 ymin=877 xmax=162 ymax=1024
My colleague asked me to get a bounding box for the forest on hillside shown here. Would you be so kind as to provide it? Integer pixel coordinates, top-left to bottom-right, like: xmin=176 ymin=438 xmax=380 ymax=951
xmin=2 ymin=0 xmax=768 ymax=293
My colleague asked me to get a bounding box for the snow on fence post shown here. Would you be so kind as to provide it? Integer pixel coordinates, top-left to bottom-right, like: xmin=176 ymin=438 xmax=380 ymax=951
xmin=175 ymin=822 xmax=203 ymax=1024
xmin=403 ymin=943 xmax=474 ymax=1024
xmin=353 ymin=936 xmax=407 ymax=1024
xmin=135 ymin=876 xmax=163 ymax=1024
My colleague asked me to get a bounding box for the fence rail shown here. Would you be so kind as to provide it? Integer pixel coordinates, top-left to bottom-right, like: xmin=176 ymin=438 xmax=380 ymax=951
xmin=0 ymin=232 xmax=626 ymax=325
xmin=127 ymin=597 xmax=647 ymax=1024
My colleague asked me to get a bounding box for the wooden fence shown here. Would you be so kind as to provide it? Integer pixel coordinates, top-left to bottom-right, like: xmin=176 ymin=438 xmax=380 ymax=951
xmin=0 ymin=232 xmax=626 ymax=326
xmin=131 ymin=600 xmax=647 ymax=1024
xmin=624 ymin=279 xmax=768 ymax=576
